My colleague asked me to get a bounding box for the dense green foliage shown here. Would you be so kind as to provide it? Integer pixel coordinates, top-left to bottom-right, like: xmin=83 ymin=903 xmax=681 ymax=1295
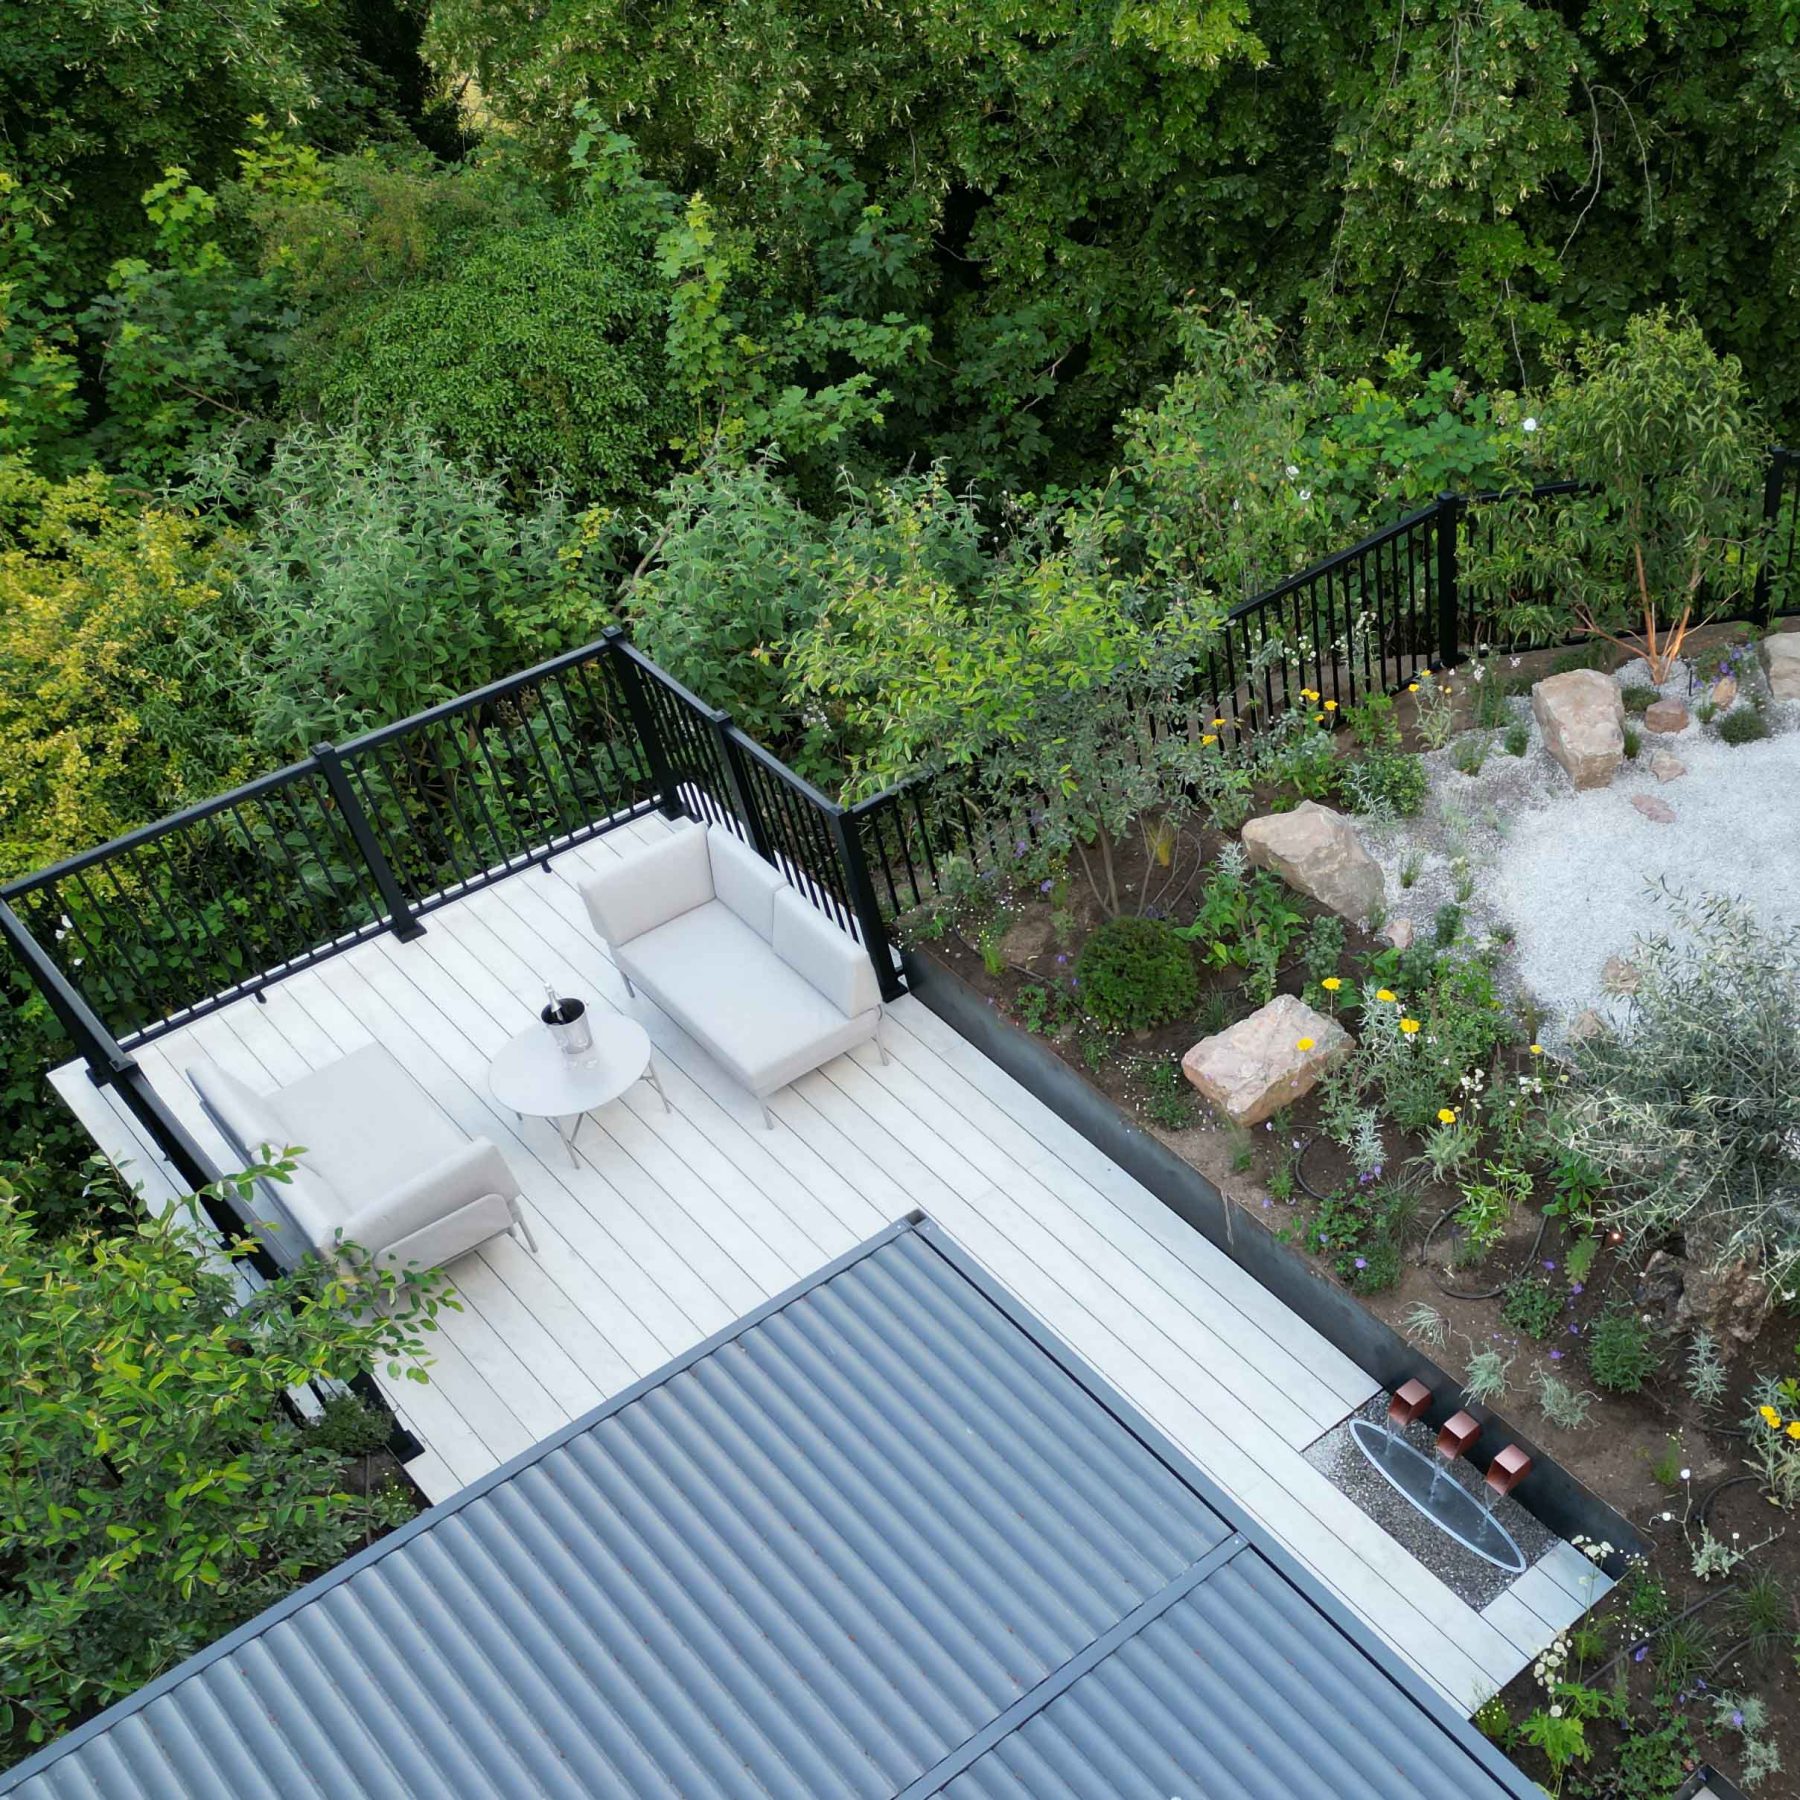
xmin=0 ymin=1168 xmax=451 ymax=1753
xmin=1073 ymin=916 xmax=1199 ymax=1031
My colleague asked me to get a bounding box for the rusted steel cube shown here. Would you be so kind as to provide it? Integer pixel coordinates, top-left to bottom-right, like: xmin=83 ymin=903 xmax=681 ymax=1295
xmin=1435 ymin=1410 xmax=1481 ymax=1462
xmin=1387 ymin=1378 xmax=1432 ymax=1432
xmin=1485 ymin=1444 xmax=1533 ymax=1501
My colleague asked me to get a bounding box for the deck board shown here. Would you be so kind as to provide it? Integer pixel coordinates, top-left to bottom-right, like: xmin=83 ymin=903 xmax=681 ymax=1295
xmin=47 ymin=817 xmax=1607 ymax=1713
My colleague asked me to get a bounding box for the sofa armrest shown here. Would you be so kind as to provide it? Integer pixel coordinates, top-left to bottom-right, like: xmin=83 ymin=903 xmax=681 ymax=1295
xmin=579 ymin=822 xmax=713 ymax=949
xmin=338 ymin=1138 xmax=519 ymax=1264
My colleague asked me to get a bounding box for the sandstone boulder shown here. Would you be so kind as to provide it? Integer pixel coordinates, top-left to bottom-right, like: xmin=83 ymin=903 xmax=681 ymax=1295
xmin=1379 ymin=916 xmax=1415 ymax=950
xmin=1181 ymin=994 xmax=1352 ymax=1127
xmin=1643 ymin=698 xmax=1689 ymax=734
xmin=1631 ymin=794 xmax=1675 ymax=824
xmin=1531 ymin=670 xmax=1624 ymax=789
xmin=1765 ymin=632 xmax=1800 ymax=702
xmin=1601 ymin=955 xmax=1641 ymax=996
xmin=1568 ymin=1008 xmax=1609 ymax=1043
xmin=1240 ymin=800 xmax=1385 ymax=924
xmin=1649 ymin=751 xmax=1686 ymax=783
xmin=1712 ymin=674 xmax=1738 ymax=710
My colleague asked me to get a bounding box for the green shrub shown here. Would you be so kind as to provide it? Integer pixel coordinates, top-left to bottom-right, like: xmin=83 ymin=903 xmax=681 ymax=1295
xmin=1344 ymin=693 xmax=1402 ymax=751
xmin=1450 ymin=734 xmax=1489 ymax=776
xmin=1503 ymin=720 xmax=1529 ymax=756
xmin=1501 ymin=1277 xmax=1562 ymax=1339
xmin=1074 ymin=916 xmax=1198 ymax=1030
xmin=1587 ymin=1307 xmax=1661 ymax=1393
xmin=1622 ymin=722 xmax=1642 ymax=758
xmin=1336 ymin=748 xmax=1428 ymax=818
xmin=1717 ymin=706 xmax=1770 ymax=745
xmin=1621 ymin=685 xmax=1656 ymax=715
xmin=1558 ymin=893 xmax=1800 ymax=1295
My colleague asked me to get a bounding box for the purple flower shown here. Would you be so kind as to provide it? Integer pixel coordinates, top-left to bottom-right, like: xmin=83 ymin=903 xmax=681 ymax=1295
xmin=1568 ymin=1323 xmax=1580 ymax=1334
xmin=1354 ymin=1257 xmax=1368 ymax=1270
xmin=1039 ymin=878 xmax=1053 ymax=894
xmin=1015 ymin=839 xmax=1029 ymax=854
xmin=1632 ymin=1644 xmax=1647 ymax=1664
xmin=1732 ymin=1709 xmax=1744 ymax=1728
xmin=1543 ymin=1259 xmax=1556 ymax=1271
xmin=1549 ymin=1350 xmax=1564 ymax=1361
xmin=1570 ymin=1281 xmax=1584 ymax=1296
xmin=1055 ymin=952 xmax=1068 ymax=965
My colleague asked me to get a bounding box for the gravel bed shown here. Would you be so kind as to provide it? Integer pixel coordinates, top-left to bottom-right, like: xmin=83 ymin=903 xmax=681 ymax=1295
xmin=1304 ymin=1392 xmax=1560 ymax=1610
xmin=1358 ymin=658 xmax=1800 ymax=1043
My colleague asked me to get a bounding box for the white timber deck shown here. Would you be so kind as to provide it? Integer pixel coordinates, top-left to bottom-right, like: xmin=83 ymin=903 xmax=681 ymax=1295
xmin=51 ymin=811 xmax=1610 ymax=1713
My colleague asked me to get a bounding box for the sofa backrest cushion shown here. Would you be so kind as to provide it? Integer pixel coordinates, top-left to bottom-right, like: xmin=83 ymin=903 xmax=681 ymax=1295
xmin=770 ymin=888 xmax=882 ymax=1020
xmin=580 ymin=821 xmax=712 ymax=947
xmin=707 ymin=828 xmax=788 ymax=942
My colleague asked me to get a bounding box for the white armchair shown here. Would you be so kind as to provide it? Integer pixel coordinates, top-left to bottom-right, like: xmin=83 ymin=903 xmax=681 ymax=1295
xmin=580 ymin=822 xmax=884 ymax=1125
xmin=187 ymin=1043 xmax=534 ymax=1272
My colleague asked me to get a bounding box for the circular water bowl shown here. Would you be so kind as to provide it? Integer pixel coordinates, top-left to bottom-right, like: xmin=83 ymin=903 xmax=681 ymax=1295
xmin=1349 ymin=1418 xmax=1528 ymax=1574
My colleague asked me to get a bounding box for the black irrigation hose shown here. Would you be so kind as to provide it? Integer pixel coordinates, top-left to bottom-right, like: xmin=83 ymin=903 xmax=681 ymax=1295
xmin=1698 ymin=1473 xmax=1760 ymax=1528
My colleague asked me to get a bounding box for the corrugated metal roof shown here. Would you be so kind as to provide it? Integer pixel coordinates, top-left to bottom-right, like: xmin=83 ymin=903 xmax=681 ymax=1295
xmin=1 ymin=1218 xmax=1537 ymax=1800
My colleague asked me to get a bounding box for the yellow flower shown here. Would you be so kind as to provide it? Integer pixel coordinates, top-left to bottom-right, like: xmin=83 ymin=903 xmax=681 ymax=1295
xmin=1201 ymin=733 xmax=1217 ymax=746
xmin=1758 ymin=1404 xmax=1782 ymax=1429
xmin=1314 ymin=712 xmax=1324 ymax=723
xmin=1211 ymin=717 xmax=1226 ymax=727
xmin=1407 ymin=682 xmax=1419 ymax=693
xmin=1324 ymin=699 xmax=1338 ymax=711
xmin=1376 ymin=988 xmax=1396 ymax=1004
xmin=1437 ymin=1107 xmax=1458 ymax=1124
xmin=1399 ymin=1017 xmax=1422 ymax=1035
xmin=1321 ymin=977 xmax=1342 ymax=992
xmin=1788 ymin=1421 xmax=1800 ymax=1441
xmin=1529 ymin=1043 xmax=1544 ymax=1055
xmin=1296 ymin=1037 xmax=1316 ymax=1052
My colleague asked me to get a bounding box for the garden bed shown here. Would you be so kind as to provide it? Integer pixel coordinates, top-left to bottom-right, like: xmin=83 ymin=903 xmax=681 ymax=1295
xmin=898 ymin=627 xmax=1800 ymax=1795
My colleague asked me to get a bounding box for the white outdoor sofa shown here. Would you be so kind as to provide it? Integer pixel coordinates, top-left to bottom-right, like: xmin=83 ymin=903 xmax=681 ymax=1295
xmin=187 ymin=1043 xmax=535 ymax=1272
xmin=579 ymin=821 xmax=884 ymax=1125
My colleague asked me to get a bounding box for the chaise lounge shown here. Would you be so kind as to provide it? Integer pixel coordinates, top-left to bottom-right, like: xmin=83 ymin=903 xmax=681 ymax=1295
xmin=579 ymin=821 xmax=884 ymax=1126
xmin=187 ymin=1044 xmax=535 ymax=1272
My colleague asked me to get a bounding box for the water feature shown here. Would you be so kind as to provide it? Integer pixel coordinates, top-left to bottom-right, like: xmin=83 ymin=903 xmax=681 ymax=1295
xmin=1348 ymin=1418 xmax=1528 ymax=1574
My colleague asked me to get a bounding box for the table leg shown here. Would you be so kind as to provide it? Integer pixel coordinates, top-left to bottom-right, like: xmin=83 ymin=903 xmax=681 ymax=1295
xmin=645 ymin=1058 xmax=671 ymax=1114
xmin=556 ymin=1115 xmax=585 ymax=1167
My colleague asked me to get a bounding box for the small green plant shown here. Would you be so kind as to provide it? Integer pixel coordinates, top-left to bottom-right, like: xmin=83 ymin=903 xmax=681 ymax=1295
xmin=1464 ymin=1346 xmax=1513 ymax=1407
xmin=1685 ymin=1328 xmax=1729 ymax=1409
xmin=1303 ymin=913 xmax=1345 ymax=987
xmin=1457 ymin=1160 xmax=1528 ymax=1259
xmin=1450 ymin=857 xmax=1476 ymax=903
xmin=1731 ymin=1569 xmax=1793 ymax=1662
xmin=1610 ymin=1720 xmax=1691 ymax=1799
xmin=1399 ymin=849 xmax=1422 ymax=888
xmin=1074 ymin=916 xmax=1199 ymax=1030
xmin=1015 ymin=981 xmax=1078 ymax=1037
xmin=1503 ymin=720 xmax=1529 ymax=757
xmin=1410 ymin=669 xmax=1458 ymax=750
xmin=1450 ymin=734 xmax=1489 ymax=777
xmin=1648 ymin=1435 xmax=1683 ymax=1487
xmin=306 ymin=1394 xmax=394 ymax=1459
xmin=1472 ymin=666 xmax=1510 ymax=729
xmin=1138 ymin=1056 xmax=1198 ymax=1130
xmin=1587 ymin=1307 xmax=1661 ymax=1393
xmin=1563 ymin=1234 xmax=1599 ymax=1284
xmin=1179 ymin=849 xmax=1304 ymax=1006
xmin=1695 ymin=696 xmax=1719 ymax=724
xmin=1472 ymin=1694 xmax=1510 ymax=1742
xmin=1401 ymin=1301 xmax=1447 ymax=1350
xmin=1530 ymin=1365 xmax=1596 ymax=1430
xmin=1336 ymin=747 xmax=1428 ymax=819
xmin=977 ymin=914 xmax=1011 ymax=976
xmin=1718 ymin=705 xmax=1771 ymax=744
xmin=1344 ymin=692 xmax=1402 ymax=751
xmin=1501 ymin=1277 xmax=1562 ymax=1340
xmin=1516 ymin=1699 xmax=1592 ymax=1787
xmin=1621 ymin=684 xmax=1656 ymax=715
xmin=1434 ymin=901 xmax=1464 ymax=946
xmin=1621 ymin=722 xmax=1642 ymax=759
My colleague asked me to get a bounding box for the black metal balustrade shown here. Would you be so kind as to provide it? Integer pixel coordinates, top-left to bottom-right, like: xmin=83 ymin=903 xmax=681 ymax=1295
xmin=5 ymin=453 xmax=1796 ymax=1200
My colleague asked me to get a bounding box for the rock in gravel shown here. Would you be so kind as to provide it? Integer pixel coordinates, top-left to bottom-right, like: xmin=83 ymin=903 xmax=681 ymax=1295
xmin=1643 ymin=697 xmax=1689 ymax=733
xmin=1241 ymin=800 xmax=1385 ymax=924
xmin=1181 ymin=994 xmax=1351 ymax=1127
xmin=1380 ymin=916 xmax=1415 ymax=950
xmin=1649 ymin=751 xmax=1687 ymax=783
xmin=1601 ymin=955 xmax=1642 ymax=995
xmin=1631 ymin=793 xmax=1676 ymax=823
xmin=1765 ymin=632 xmax=1800 ymax=701
xmin=1712 ymin=674 xmax=1739 ymax=710
xmin=1568 ymin=1008 xmax=1610 ymax=1042
xmin=1531 ymin=669 xmax=1624 ymax=789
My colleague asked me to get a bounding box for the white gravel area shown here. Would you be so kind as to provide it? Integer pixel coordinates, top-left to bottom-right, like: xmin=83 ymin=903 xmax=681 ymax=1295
xmin=1359 ymin=656 xmax=1800 ymax=1042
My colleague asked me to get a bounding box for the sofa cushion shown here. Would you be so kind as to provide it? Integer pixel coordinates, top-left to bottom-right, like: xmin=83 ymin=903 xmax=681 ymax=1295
xmin=620 ymin=902 xmax=875 ymax=1095
xmin=771 ymin=888 xmax=882 ymax=1020
xmin=272 ymin=1042 xmax=464 ymax=1203
xmin=580 ymin=821 xmax=711 ymax=949
xmin=706 ymin=828 xmax=787 ymax=942
xmin=187 ymin=1059 xmax=286 ymax=1162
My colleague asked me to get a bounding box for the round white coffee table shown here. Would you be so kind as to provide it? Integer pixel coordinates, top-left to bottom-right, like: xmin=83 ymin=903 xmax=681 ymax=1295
xmin=488 ymin=1014 xmax=666 ymax=1164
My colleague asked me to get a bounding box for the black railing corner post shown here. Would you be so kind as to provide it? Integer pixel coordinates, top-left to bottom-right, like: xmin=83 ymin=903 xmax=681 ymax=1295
xmin=606 ymin=629 xmax=683 ymax=818
xmin=1434 ymin=491 xmax=1466 ymax=670
xmin=311 ymin=742 xmax=423 ymax=943
xmin=1752 ymin=447 xmax=1789 ymax=627
xmin=832 ymin=802 xmax=907 ymax=1004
